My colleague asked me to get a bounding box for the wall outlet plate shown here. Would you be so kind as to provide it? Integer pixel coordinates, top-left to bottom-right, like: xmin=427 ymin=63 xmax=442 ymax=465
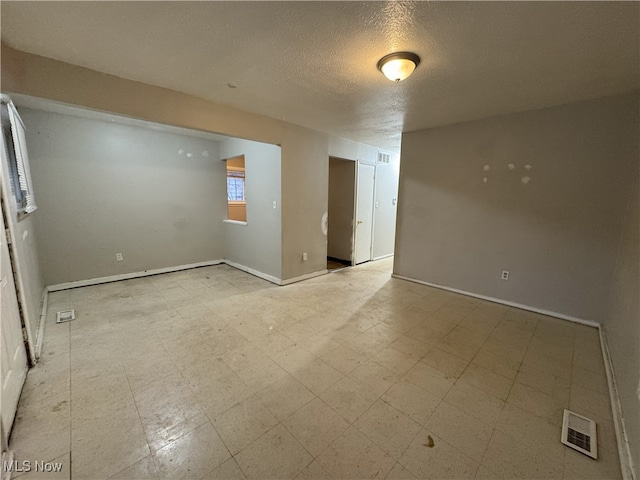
xmin=501 ymin=270 xmax=509 ymax=280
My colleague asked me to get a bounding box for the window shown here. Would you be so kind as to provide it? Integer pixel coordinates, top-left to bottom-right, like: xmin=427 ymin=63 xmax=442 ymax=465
xmin=1 ymin=97 xmax=37 ymax=216
xmin=227 ymin=169 xmax=245 ymax=201
xmin=226 ymin=155 xmax=246 ymax=222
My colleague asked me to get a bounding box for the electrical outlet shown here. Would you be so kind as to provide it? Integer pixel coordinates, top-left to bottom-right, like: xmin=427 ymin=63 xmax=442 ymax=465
xmin=501 ymin=270 xmax=509 ymax=280
xmin=116 ymin=253 xmax=123 ymax=261
xmin=302 ymin=252 xmax=308 ymax=261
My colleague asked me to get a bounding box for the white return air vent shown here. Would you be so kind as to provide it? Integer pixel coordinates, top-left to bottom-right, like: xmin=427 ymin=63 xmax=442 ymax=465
xmin=56 ymin=309 xmax=76 ymax=324
xmin=561 ymin=409 xmax=597 ymax=459
xmin=377 ymin=151 xmax=390 ymax=165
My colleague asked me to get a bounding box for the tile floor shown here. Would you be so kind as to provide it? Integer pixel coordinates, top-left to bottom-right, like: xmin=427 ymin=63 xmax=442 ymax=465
xmin=8 ymin=258 xmax=622 ymax=479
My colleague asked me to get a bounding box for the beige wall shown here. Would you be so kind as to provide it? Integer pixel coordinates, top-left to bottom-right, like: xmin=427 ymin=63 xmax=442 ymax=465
xmin=20 ymin=108 xmax=226 ymax=285
xmin=328 ymin=157 xmax=355 ymax=262
xmin=604 ymin=123 xmax=639 ymax=478
xmin=1 ymin=45 xmax=326 ymax=282
xmin=395 ymin=93 xmax=638 ymax=323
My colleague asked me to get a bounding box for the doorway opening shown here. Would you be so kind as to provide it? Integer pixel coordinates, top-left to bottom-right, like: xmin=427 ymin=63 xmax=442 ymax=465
xmin=327 ymin=157 xmax=355 ymax=271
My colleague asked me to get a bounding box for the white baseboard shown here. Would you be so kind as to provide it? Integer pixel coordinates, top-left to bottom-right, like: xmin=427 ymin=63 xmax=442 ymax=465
xmin=223 ymin=260 xmax=281 ymax=285
xmin=280 ymin=269 xmax=328 ymax=285
xmin=34 ymin=287 xmax=48 ymax=360
xmin=599 ymin=326 xmax=636 ymax=480
xmin=372 ymin=253 xmax=394 ymax=261
xmin=391 ymin=274 xmax=599 ymax=327
xmin=46 ymin=259 xmax=330 ymax=292
xmin=47 ymin=260 xmax=225 ymax=291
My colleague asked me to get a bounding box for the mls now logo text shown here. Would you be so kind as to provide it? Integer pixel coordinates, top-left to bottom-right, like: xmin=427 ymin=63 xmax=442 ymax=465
xmin=3 ymin=460 xmax=64 ymax=473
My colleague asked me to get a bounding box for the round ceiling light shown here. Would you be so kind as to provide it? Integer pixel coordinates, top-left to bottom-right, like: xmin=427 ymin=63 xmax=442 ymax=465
xmin=377 ymin=52 xmax=421 ymax=82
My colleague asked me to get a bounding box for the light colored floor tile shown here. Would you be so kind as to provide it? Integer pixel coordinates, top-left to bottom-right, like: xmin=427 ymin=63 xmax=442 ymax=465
xmin=425 ymin=401 xmax=494 ymax=462
xmin=387 ymin=335 xmax=433 ymax=359
xmin=354 ymin=399 xmax=421 ymax=460
xmin=459 ymin=363 xmax=513 ymax=401
xmin=235 ymin=357 xmax=288 ymax=391
xmin=421 ymin=347 xmax=470 ymax=377
xmin=471 ymin=348 xmax=520 ymax=380
xmin=317 ymin=426 xmax=395 ymax=479
xmin=152 ymin=422 xmax=230 ymax=479
xmin=399 ymin=429 xmax=479 ymax=479
xmin=385 ymin=462 xmax=418 ymax=480
xmin=563 ymin=445 xmax=622 ymax=480
xmin=320 ymin=345 xmax=368 ymax=375
xmin=271 ymin=344 xmax=317 ymax=374
xmin=495 ymin=403 xmax=564 ymax=461
xmin=444 ymin=381 xmax=505 ymax=426
xmin=108 ymin=455 xmax=157 ymax=480
xmin=381 ymin=380 xmax=441 ymax=426
xmin=235 ymin=424 xmax=313 ymax=480
xmin=319 ymin=376 xmax=378 ymax=423
xmin=283 ymin=398 xmax=349 ymax=456
xmin=253 ymin=375 xmax=315 ymax=421
xmin=371 ymin=347 xmax=420 ymax=377
xmin=294 ymin=460 xmax=332 ymax=480
xmin=481 ymin=430 xmax=564 ymax=480
xmin=291 ymin=358 xmax=344 ymax=395
xmin=507 ymin=381 xmax=567 ymax=427
xmin=569 ymin=384 xmax=614 ymax=423
xmin=212 ymin=397 xmax=279 ymax=455
xmin=9 ymin=262 xmax=616 ymax=480
xmin=349 ymin=361 xmax=400 ymax=397
xmin=72 ymin=414 xmax=150 ymax=480
xmin=205 ymin=457 xmax=247 ymax=480
xmin=17 ymin=452 xmax=70 ymax=480
xmin=402 ymin=362 xmax=455 ymax=400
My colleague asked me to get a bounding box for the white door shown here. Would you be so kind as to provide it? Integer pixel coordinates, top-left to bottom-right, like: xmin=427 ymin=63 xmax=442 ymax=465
xmin=354 ymin=162 xmax=375 ymax=264
xmin=1 ymin=203 xmax=28 ymax=443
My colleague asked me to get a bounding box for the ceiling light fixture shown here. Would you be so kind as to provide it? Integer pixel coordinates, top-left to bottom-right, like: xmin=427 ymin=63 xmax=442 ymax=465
xmin=377 ymin=52 xmax=420 ymax=82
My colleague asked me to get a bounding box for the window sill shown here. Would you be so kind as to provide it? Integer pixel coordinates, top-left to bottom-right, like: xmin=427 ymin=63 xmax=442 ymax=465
xmin=223 ymin=219 xmax=248 ymax=226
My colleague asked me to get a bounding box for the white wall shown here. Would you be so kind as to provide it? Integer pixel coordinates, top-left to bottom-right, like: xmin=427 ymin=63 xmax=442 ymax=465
xmin=220 ymin=137 xmax=282 ymax=280
xmin=328 ymin=157 xmax=355 ymax=262
xmin=20 ymin=108 xmax=225 ymax=285
xmin=394 ymin=93 xmax=638 ymax=323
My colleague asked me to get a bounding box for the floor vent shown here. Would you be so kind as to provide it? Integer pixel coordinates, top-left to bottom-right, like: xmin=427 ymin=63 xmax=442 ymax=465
xmin=56 ymin=309 xmax=76 ymax=324
xmin=561 ymin=409 xmax=597 ymax=459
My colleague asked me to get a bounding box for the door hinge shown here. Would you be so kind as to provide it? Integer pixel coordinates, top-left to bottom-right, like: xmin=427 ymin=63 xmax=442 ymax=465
xmin=5 ymin=228 xmax=11 ymax=245
xmin=21 ymin=327 xmax=28 ymax=342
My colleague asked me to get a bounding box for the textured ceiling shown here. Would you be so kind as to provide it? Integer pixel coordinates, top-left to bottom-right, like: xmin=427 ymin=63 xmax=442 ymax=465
xmin=2 ymin=1 xmax=638 ymax=151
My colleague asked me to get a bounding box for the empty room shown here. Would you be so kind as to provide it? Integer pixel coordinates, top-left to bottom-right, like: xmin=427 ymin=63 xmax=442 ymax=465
xmin=0 ymin=2 xmax=638 ymax=480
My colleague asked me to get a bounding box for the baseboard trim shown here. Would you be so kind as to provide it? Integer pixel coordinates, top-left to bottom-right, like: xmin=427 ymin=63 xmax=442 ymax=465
xmin=391 ymin=274 xmax=599 ymax=328
xmin=223 ymin=260 xmax=281 ymax=285
xmin=280 ymin=269 xmax=328 ymax=285
xmin=599 ymin=326 xmax=636 ymax=480
xmin=34 ymin=287 xmax=48 ymax=360
xmin=372 ymin=254 xmax=394 ymax=261
xmin=46 ymin=260 xmax=331 ymax=291
xmin=47 ymin=260 xmax=225 ymax=291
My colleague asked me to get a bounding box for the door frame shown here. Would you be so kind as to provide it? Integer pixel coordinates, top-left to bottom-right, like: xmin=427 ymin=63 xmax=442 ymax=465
xmin=0 ymin=111 xmax=37 ymax=365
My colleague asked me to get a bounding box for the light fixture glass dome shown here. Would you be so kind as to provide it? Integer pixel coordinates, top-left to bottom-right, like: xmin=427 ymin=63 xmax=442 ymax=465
xmin=377 ymin=52 xmax=421 ymax=82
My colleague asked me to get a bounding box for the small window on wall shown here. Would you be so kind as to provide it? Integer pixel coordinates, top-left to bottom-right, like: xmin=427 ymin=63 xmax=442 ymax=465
xmin=1 ymin=97 xmax=37 ymax=217
xmin=226 ymin=155 xmax=246 ymax=222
